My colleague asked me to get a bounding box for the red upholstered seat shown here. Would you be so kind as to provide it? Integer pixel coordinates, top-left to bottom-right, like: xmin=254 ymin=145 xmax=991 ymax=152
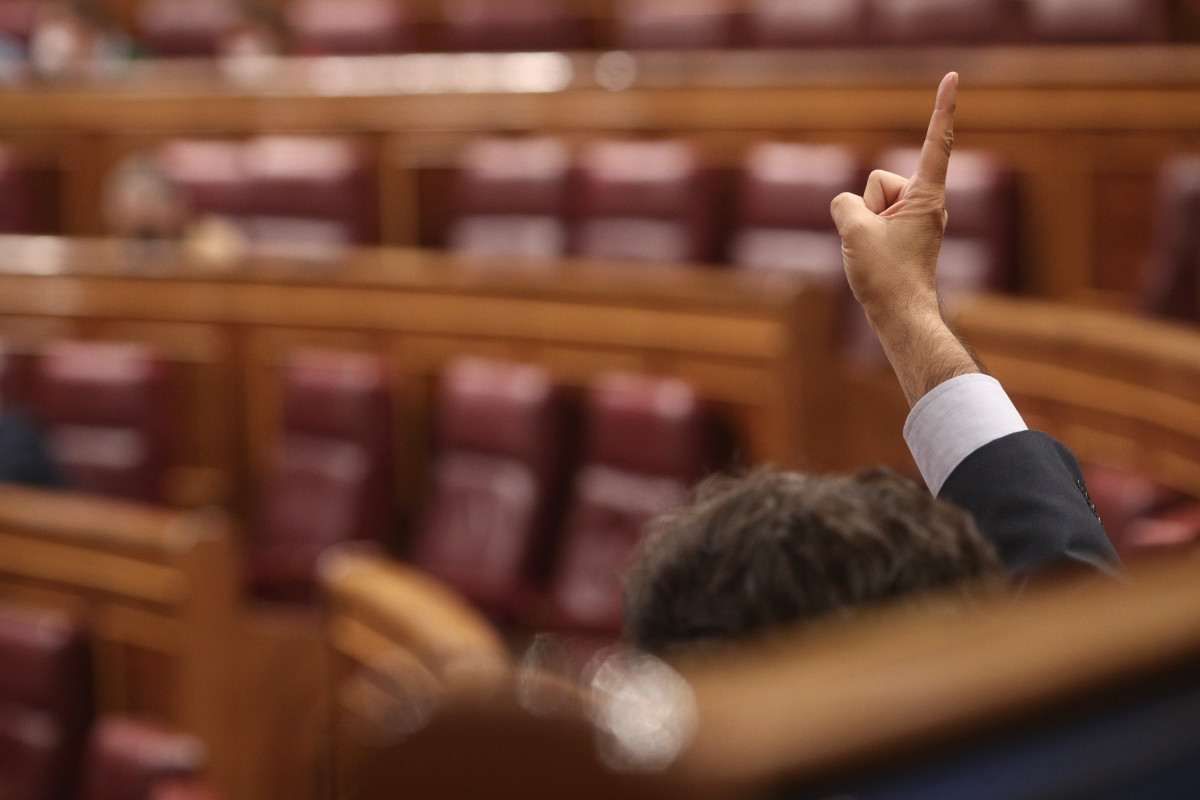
xmin=872 ymin=0 xmax=1016 ymax=44
xmin=244 ymin=136 xmax=378 ymax=251
xmin=0 ymin=339 xmax=35 ymax=409
xmin=1081 ymin=465 xmax=1182 ymax=555
xmin=441 ymin=0 xmax=588 ymax=52
xmin=79 ymin=717 xmax=205 ymax=800
xmin=548 ymin=373 xmax=714 ymax=634
xmin=412 ymin=358 xmax=567 ymax=619
xmin=745 ymin=0 xmax=868 ymax=47
xmin=447 ymin=137 xmax=572 ymax=259
xmin=250 ymin=349 xmax=393 ymax=603
xmin=574 ymin=140 xmax=720 ymax=265
xmin=1140 ymin=154 xmax=1200 ymax=321
xmin=136 ymin=0 xmax=243 ymax=57
xmin=286 ymin=0 xmax=413 ymax=55
xmin=1025 ymin=0 xmax=1171 ymax=43
xmin=1123 ymin=502 xmax=1200 ymax=556
xmin=731 ymin=142 xmax=860 ymax=282
xmin=0 ymin=146 xmax=43 ymax=234
xmin=614 ymin=0 xmax=737 ymax=49
xmin=0 ymin=605 xmax=91 ymax=800
xmin=0 ymin=1 xmax=39 ymax=45
xmin=35 ymin=341 xmax=172 ymax=504
xmin=158 ymin=140 xmax=251 ymax=219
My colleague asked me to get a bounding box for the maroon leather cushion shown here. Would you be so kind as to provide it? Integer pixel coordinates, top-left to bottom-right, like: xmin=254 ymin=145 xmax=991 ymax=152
xmin=0 ymin=703 xmax=62 ymax=800
xmin=1122 ymin=502 xmax=1200 ymax=556
xmin=583 ymin=373 xmax=712 ymax=482
xmin=137 ymin=0 xmax=242 ymax=57
xmin=872 ymin=0 xmax=1017 ymax=44
xmin=615 ymin=0 xmax=737 ymax=49
xmin=158 ymin=140 xmax=251 ymax=218
xmin=286 ymin=0 xmax=413 ymax=55
xmin=745 ymin=0 xmax=869 ymax=46
xmin=441 ymin=0 xmax=588 ymax=51
xmin=1082 ymin=464 xmax=1182 ymax=553
xmin=80 ymin=717 xmax=205 ymax=800
xmin=1025 ymin=0 xmax=1172 ymax=42
xmin=35 ymin=341 xmax=172 ymax=504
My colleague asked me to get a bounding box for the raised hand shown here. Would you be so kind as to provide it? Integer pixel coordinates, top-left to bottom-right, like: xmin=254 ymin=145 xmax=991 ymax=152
xmin=830 ymin=72 xmax=957 ymax=328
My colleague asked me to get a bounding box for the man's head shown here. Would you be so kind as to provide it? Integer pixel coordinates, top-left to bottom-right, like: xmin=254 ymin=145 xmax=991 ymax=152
xmin=623 ymin=467 xmax=1003 ymax=654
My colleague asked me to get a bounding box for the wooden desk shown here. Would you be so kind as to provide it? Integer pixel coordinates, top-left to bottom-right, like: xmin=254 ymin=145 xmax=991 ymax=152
xmin=0 ymin=237 xmax=833 ymax=516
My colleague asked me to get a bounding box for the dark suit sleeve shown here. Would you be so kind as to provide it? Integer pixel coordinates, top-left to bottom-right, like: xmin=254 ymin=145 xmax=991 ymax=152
xmin=938 ymin=430 xmax=1123 ymax=578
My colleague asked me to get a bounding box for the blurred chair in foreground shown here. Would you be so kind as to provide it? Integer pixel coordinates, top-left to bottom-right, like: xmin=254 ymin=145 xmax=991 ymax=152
xmin=614 ymin=0 xmax=737 ymax=50
xmin=441 ymin=0 xmax=588 ymax=52
xmin=286 ymin=0 xmax=413 ymax=55
xmin=574 ymin=140 xmax=721 ymax=265
xmin=79 ymin=717 xmax=206 ymax=800
xmin=412 ymin=358 xmax=568 ymax=621
xmin=546 ymin=374 xmax=714 ymax=635
xmin=34 ymin=341 xmax=172 ymax=504
xmin=250 ymin=349 xmax=393 ymax=603
xmin=0 ymin=605 xmax=91 ymax=800
xmin=744 ymin=0 xmax=868 ymax=46
xmin=447 ymin=137 xmax=572 ymax=260
xmin=1024 ymin=0 xmax=1173 ymax=42
xmin=1140 ymin=154 xmax=1200 ymax=321
xmin=731 ymin=142 xmax=860 ymax=283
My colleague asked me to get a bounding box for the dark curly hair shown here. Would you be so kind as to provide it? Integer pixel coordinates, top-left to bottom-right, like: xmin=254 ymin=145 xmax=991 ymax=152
xmin=623 ymin=466 xmax=1004 ymax=653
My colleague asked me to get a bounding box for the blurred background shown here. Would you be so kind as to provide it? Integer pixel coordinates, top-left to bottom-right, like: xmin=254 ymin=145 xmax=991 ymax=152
xmin=3 ymin=2 xmax=1200 ymax=800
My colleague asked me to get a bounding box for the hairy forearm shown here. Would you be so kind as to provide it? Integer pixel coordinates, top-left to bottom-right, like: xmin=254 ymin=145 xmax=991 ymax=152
xmin=869 ymin=305 xmax=985 ymax=408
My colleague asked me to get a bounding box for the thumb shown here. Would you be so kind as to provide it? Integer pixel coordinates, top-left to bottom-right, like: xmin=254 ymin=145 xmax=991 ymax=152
xmin=830 ymin=192 xmax=875 ymax=239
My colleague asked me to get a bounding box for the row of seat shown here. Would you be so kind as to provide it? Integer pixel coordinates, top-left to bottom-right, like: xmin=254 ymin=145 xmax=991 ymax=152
xmin=0 ymin=0 xmax=1176 ymax=60
xmin=0 ymin=339 xmax=723 ymax=633
xmin=0 ymin=604 xmax=220 ymax=800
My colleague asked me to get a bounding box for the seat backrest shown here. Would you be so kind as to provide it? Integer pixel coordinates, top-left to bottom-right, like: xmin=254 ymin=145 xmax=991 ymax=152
xmin=136 ymin=0 xmax=243 ymax=57
xmin=412 ymin=358 xmax=567 ymax=618
xmin=0 ymin=146 xmax=37 ymax=234
xmin=34 ymin=341 xmax=172 ymax=505
xmin=0 ymin=1 xmax=39 ymax=44
xmin=872 ymin=0 xmax=1017 ymax=44
xmin=286 ymin=0 xmax=413 ymax=55
xmin=157 ymin=140 xmax=251 ymax=219
xmin=574 ymin=140 xmax=720 ymax=265
xmin=0 ymin=605 xmax=91 ymax=800
xmin=441 ymin=0 xmax=588 ymax=52
xmin=1140 ymin=154 xmax=1200 ymax=321
xmin=549 ymin=374 xmax=713 ymax=634
xmin=1024 ymin=0 xmax=1172 ymax=42
xmin=251 ymin=349 xmax=393 ymax=602
xmin=448 ymin=137 xmax=572 ymax=260
xmin=80 ymin=717 xmax=205 ymax=800
xmin=732 ymin=142 xmax=859 ymax=281
xmin=244 ymin=136 xmax=377 ymax=247
xmin=0 ymin=338 xmax=35 ymax=409
xmin=614 ymin=0 xmax=737 ymax=49
xmin=744 ymin=0 xmax=869 ymax=46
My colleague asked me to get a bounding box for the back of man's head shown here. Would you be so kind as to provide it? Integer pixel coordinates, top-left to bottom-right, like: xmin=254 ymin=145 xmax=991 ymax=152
xmin=622 ymin=467 xmax=1004 ymax=654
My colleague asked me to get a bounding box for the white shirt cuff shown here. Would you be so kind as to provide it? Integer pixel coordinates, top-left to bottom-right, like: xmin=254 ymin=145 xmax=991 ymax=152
xmin=903 ymin=373 xmax=1028 ymax=495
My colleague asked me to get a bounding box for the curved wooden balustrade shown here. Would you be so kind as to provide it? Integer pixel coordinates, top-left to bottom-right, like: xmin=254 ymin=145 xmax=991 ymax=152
xmin=956 ymin=294 xmax=1200 ymax=497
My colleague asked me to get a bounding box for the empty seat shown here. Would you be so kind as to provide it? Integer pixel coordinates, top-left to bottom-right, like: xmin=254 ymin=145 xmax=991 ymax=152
xmin=286 ymin=0 xmax=412 ymax=55
xmin=35 ymin=341 xmax=172 ymax=504
xmin=136 ymin=0 xmax=243 ymax=57
xmin=412 ymin=359 xmax=567 ymax=619
xmin=1140 ymin=155 xmax=1200 ymax=321
xmin=158 ymin=140 xmax=251 ymax=220
xmin=745 ymin=0 xmax=869 ymax=47
xmin=614 ymin=0 xmax=737 ymax=50
xmin=731 ymin=142 xmax=860 ymax=282
xmin=447 ymin=137 xmax=572 ymax=260
xmin=574 ymin=140 xmax=720 ymax=265
xmin=441 ymin=0 xmax=588 ymax=52
xmin=0 ymin=605 xmax=91 ymax=800
xmin=548 ymin=374 xmax=714 ymax=634
xmin=1024 ymin=0 xmax=1172 ymax=43
xmin=1081 ymin=465 xmax=1182 ymax=555
xmin=872 ymin=0 xmax=1016 ymax=44
xmin=79 ymin=717 xmax=205 ymax=800
xmin=244 ymin=136 xmax=378 ymax=252
xmin=250 ymin=349 xmax=393 ymax=603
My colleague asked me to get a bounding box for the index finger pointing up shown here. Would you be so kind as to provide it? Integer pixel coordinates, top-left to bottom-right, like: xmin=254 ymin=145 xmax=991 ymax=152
xmin=912 ymin=72 xmax=958 ymax=192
